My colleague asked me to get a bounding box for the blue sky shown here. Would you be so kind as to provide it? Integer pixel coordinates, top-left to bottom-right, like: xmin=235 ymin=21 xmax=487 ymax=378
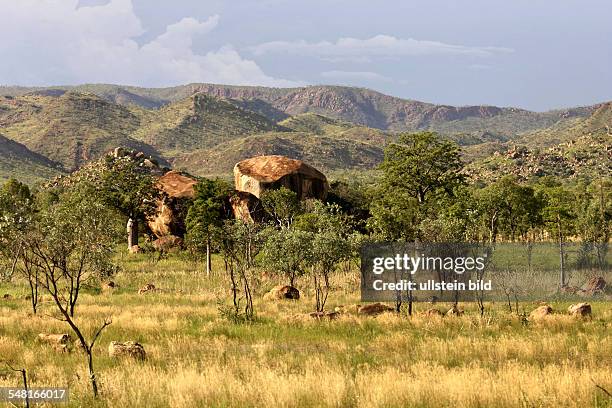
xmin=1 ymin=0 xmax=610 ymax=111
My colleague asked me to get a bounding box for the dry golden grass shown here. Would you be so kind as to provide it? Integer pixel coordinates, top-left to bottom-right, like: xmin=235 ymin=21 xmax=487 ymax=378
xmin=0 ymin=255 xmax=610 ymax=407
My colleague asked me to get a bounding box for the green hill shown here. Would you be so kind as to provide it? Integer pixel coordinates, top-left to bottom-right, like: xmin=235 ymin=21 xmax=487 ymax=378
xmin=172 ymin=131 xmax=384 ymax=176
xmin=0 ymin=133 xmax=64 ymax=185
xmin=0 ymin=92 xmax=162 ymax=170
xmin=279 ymin=113 xmax=390 ymax=145
xmin=131 ymin=94 xmax=285 ymax=156
xmin=0 ymin=84 xmax=608 ymax=184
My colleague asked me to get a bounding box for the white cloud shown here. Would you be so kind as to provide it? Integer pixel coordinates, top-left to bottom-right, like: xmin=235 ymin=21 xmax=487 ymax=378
xmin=249 ymin=34 xmax=513 ymax=59
xmin=321 ymin=70 xmax=392 ymax=82
xmin=0 ymin=0 xmax=298 ymax=87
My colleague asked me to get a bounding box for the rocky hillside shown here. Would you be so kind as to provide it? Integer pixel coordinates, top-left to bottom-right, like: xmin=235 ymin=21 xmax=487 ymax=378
xmin=131 ymin=93 xmax=284 ymax=155
xmin=466 ymin=103 xmax=612 ymax=182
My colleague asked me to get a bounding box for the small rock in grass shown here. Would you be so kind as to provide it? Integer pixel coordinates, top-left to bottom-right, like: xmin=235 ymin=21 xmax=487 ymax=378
xmin=529 ymin=305 xmax=553 ymax=320
xmin=357 ymin=302 xmax=394 ymax=316
xmin=138 ymin=283 xmax=158 ymax=295
xmin=568 ymin=303 xmax=592 ymax=318
xmin=37 ymin=333 xmax=72 ymax=352
xmin=424 ymin=308 xmax=444 ymax=317
xmin=446 ymin=306 xmax=464 ymax=317
xmin=309 ymin=311 xmax=340 ymax=320
xmin=263 ymin=285 xmax=300 ymax=301
xmin=108 ymin=341 xmax=146 ymax=360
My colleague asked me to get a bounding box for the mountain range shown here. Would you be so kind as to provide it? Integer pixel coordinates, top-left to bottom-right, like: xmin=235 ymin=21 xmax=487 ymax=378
xmin=0 ymin=83 xmax=609 ymax=184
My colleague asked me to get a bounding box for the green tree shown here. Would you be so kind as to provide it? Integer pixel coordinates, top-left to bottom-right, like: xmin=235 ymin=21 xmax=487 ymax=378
xmin=574 ymin=178 xmax=611 ymax=269
xmin=185 ymin=178 xmax=230 ymax=275
xmin=476 ymin=177 xmax=544 ymax=243
xmin=296 ymin=202 xmax=355 ymax=312
xmin=370 ymin=131 xmax=465 ymax=242
xmin=218 ymin=220 xmax=263 ymax=321
xmin=97 ymin=157 xmax=159 ymax=251
xmin=20 ymin=186 xmax=118 ymax=398
xmin=0 ymin=179 xmax=38 ymax=311
xmin=260 ymin=227 xmax=313 ymax=287
xmin=260 ymin=187 xmax=301 ymax=229
xmin=539 ymin=183 xmax=575 ymax=287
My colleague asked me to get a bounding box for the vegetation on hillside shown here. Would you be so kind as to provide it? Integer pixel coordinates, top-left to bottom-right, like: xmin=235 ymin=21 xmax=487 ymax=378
xmin=0 ymin=85 xmax=608 ymax=187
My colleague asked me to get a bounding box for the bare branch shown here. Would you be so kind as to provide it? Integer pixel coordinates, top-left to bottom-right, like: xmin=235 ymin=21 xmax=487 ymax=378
xmin=89 ymin=317 xmax=112 ymax=350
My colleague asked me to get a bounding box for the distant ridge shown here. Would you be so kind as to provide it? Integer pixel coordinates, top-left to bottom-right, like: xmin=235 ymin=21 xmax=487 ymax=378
xmin=0 ymin=83 xmax=601 ymax=135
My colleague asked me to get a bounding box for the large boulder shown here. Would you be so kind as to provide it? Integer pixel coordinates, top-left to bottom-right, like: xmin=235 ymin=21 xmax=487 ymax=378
xmin=229 ymin=191 xmax=267 ymax=223
xmin=234 ymin=155 xmax=329 ymax=200
xmin=148 ymin=171 xmax=197 ymax=238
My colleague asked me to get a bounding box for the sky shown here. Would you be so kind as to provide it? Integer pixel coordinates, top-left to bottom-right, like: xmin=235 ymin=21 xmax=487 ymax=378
xmin=0 ymin=0 xmax=610 ymax=111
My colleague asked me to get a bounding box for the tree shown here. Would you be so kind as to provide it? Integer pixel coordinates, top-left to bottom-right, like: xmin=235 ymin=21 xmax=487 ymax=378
xmin=574 ymin=179 xmax=611 ymax=269
xmin=23 ymin=187 xmax=118 ymax=398
xmin=218 ymin=220 xmax=263 ymax=321
xmin=475 ymin=177 xmax=544 ymax=243
xmin=539 ymin=183 xmax=575 ymax=287
xmin=260 ymin=187 xmax=301 ymax=229
xmin=379 ymin=132 xmax=465 ymax=205
xmin=260 ymin=227 xmax=313 ymax=287
xmin=185 ymin=178 xmax=230 ymax=275
xmin=97 ymin=157 xmax=159 ymax=251
xmin=0 ymin=179 xmax=38 ymax=313
xmin=370 ymin=132 xmax=465 ymax=242
xmin=296 ymin=202 xmax=355 ymax=312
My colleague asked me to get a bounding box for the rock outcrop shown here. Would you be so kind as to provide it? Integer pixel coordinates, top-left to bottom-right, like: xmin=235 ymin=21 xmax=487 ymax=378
xmin=148 ymin=170 xmax=197 ymax=238
xmin=229 ymin=191 xmax=266 ymax=223
xmin=234 ymin=155 xmax=328 ymax=200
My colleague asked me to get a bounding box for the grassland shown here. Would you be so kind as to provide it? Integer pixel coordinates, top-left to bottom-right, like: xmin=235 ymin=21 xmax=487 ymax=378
xmin=0 ymin=252 xmax=610 ymax=408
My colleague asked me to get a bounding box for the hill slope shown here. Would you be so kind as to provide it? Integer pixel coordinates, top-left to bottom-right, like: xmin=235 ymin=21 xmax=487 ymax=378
xmin=0 ymin=133 xmax=64 ymax=184
xmin=131 ymin=94 xmax=284 ymax=155
xmin=0 ymin=93 xmax=163 ymax=170
xmin=466 ymin=103 xmax=612 ymax=182
xmin=172 ymin=131 xmax=384 ymax=176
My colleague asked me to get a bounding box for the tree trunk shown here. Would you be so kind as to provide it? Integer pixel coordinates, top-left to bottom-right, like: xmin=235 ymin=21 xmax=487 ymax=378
xmin=558 ymin=215 xmax=565 ymax=287
xmin=127 ymin=218 xmax=138 ymax=251
xmin=87 ymin=350 xmax=99 ymax=398
xmin=206 ymin=238 xmax=212 ymax=276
